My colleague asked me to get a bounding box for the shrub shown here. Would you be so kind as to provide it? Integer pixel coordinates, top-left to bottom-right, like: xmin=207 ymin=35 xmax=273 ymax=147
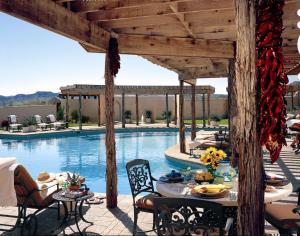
xmin=82 ymin=115 xmax=90 ymax=123
xmin=1 ymin=120 xmax=9 ymax=129
xmin=211 ymin=115 xmax=221 ymax=122
xmin=221 ymin=113 xmax=229 ymax=119
xmin=161 ymin=111 xmax=172 ymax=119
xmin=57 ymin=106 xmax=65 ymax=121
xmin=71 ymin=110 xmax=79 ymax=123
xmin=145 ymin=110 xmax=152 ymax=119
xmin=124 ymin=110 xmax=132 ymax=119
xmin=22 ymin=116 xmax=37 ymax=127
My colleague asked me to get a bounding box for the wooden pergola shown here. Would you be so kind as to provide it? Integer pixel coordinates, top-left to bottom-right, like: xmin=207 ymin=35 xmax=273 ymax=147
xmin=60 ymin=84 xmax=214 ymax=130
xmin=1 ymin=0 xmax=299 ymax=234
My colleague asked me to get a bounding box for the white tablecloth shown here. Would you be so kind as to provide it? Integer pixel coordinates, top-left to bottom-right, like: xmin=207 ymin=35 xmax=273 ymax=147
xmin=0 ymin=158 xmax=17 ymax=206
xmin=157 ymin=181 xmax=293 ymax=207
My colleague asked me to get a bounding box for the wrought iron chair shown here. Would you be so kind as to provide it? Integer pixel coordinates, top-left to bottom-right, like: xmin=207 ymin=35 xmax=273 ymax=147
xmin=265 ymin=189 xmax=300 ymax=235
xmin=153 ymin=197 xmax=233 ymax=236
xmin=126 ymin=159 xmax=161 ymax=235
xmin=0 ymin=165 xmax=60 ymax=236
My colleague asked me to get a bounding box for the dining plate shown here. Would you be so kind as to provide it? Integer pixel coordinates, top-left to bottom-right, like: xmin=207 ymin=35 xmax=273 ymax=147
xmin=159 ymin=176 xmax=184 ymax=183
xmin=190 ymin=184 xmax=229 ymax=198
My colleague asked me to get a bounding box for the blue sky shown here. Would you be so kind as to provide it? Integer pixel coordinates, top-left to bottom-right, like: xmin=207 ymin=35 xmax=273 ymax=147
xmin=0 ymin=13 xmax=297 ymax=96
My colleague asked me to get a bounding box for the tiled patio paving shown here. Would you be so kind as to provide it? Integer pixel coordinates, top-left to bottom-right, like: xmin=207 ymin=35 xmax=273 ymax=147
xmin=0 ymin=142 xmax=299 ymax=235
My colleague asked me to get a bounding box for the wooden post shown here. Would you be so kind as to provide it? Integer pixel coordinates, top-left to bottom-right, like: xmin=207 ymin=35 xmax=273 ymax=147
xmin=228 ymin=58 xmax=238 ymax=164
xmin=191 ymin=84 xmax=196 ymax=140
xmin=66 ymin=93 xmax=69 ymax=122
xmin=298 ymin=92 xmax=300 ymax=108
xmin=104 ymin=52 xmax=117 ymax=208
xmin=121 ymin=92 xmax=125 ymax=128
xmin=79 ymin=94 xmax=82 ymax=131
xmin=174 ymin=94 xmax=178 ymax=126
xmin=202 ymin=94 xmax=206 ymax=128
xmin=136 ymin=94 xmax=139 ymax=126
xmin=235 ymin=0 xmax=264 ymax=235
xmin=291 ymin=92 xmax=294 ymax=110
xmin=179 ymin=79 xmax=186 ymax=153
xmin=207 ymin=94 xmax=211 ymax=126
xmin=98 ymin=94 xmax=101 ymax=127
xmin=166 ymin=93 xmax=169 ymax=127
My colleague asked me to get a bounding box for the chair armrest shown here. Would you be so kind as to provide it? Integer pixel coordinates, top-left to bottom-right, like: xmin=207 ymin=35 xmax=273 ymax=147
xmin=292 ymin=207 xmax=300 ymax=215
xmin=36 ymin=183 xmax=60 ymax=192
xmin=151 ymin=176 xmax=158 ymax=181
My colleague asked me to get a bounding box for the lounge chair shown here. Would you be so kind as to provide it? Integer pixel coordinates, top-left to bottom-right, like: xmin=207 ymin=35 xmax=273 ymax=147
xmin=34 ymin=115 xmax=50 ymax=131
xmin=8 ymin=115 xmax=22 ymax=132
xmin=0 ymin=165 xmax=60 ymax=236
xmin=47 ymin=114 xmax=66 ymax=130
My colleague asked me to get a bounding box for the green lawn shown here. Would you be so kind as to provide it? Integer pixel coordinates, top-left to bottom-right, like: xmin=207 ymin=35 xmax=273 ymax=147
xmin=68 ymin=123 xmax=98 ymax=127
xmin=184 ymin=119 xmax=228 ymax=125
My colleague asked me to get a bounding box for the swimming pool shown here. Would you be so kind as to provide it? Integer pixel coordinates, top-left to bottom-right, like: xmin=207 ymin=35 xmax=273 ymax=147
xmin=0 ymin=130 xmax=199 ymax=194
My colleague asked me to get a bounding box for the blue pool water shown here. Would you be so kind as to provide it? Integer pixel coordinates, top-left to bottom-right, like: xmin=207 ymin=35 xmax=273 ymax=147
xmin=0 ymin=131 xmax=197 ymax=194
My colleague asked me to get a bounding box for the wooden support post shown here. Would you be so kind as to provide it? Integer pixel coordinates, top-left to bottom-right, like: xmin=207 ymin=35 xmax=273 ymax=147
xmin=136 ymin=94 xmax=139 ymax=126
xmin=79 ymin=94 xmax=82 ymax=131
xmin=174 ymin=94 xmax=178 ymax=126
xmin=298 ymin=92 xmax=300 ymax=108
xmin=179 ymin=80 xmax=186 ymax=153
xmin=228 ymin=58 xmax=238 ymax=164
xmin=191 ymin=84 xmax=196 ymax=140
xmin=291 ymin=92 xmax=294 ymax=110
xmin=98 ymin=95 xmax=101 ymax=127
xmin=207 ymin=94 xmax=211 ymax=126
xmin=202 ymin=94 xmax=206 ymax=128
xmin=235 ymin=0 xmax=264 ymax=235
xmin=66 ymin=94 xmax=69 ymax=122
xmin=121 ymin=92 xmax=125 ymax=128
xmin=166 ymin=93 xmax=169 ymax=127
xmin=104 ymin=52 xmax=117 ymax=208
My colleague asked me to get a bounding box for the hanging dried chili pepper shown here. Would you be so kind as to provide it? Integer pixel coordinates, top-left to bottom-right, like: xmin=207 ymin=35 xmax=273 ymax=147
xmin=108 ymin=37 xmax=120 ymax=77
xmin=256 ymin=0 xmax=288 ymax=163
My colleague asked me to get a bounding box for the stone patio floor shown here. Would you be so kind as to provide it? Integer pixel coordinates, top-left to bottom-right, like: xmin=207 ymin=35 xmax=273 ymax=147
xmin=0 ymin=142 xmax=299 ymax=235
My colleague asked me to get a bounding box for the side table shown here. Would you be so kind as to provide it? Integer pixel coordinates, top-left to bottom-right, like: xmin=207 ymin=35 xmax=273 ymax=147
xmin=53 ymin=190 xmax=94 ymax=236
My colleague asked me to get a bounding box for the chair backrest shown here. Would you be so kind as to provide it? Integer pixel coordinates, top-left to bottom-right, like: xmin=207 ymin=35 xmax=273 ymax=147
xmin=14 ymin=165 xmax=44 ymax=207
xmin=34 ymin=115 xmax=42 ymax=124
xmin=8 ymin=115 xmax=17 ymax=124
xmin=47 ymin=114 xmax=56 ymax=123
xmin=126 ymin=159 xmax=155 ymax=198
xmin=153 ymin=197 xmax=225 ymax=236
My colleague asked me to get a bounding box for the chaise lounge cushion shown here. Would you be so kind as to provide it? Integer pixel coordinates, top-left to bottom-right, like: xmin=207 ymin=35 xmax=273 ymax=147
xmin=265 ymin=203 xmax=300 ymax=229
xmin=136 ymin=194 xmax=156 ymax=210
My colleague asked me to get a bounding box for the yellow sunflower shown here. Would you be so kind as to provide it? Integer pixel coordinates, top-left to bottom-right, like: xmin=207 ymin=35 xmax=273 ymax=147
xmin=215 ymin=150 xmax=227 ymax=160
xmin=211 ymin=160 xmax=219 ymax=169
xmin=206 ymin=147 xmax=217 ymax=156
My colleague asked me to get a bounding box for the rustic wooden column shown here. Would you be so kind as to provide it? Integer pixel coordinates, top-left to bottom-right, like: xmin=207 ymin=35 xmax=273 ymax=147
xmin=179 ymin=79 xmax=186 ymax=153
xmin=104 ymin=50 xmax=117 ymax=208
xmin=121 ymin=92 xmax=125 ymax=128
xmin=235 ymin=0 xmax=264 ymax=235
xmin=202 ymin=94 xmax=206 ymax=128
xmin=207 ymin=94 xmax=211 ymax=126
xmin=291 ymin=92 xmax=295 ymax=110
xmin=98 ymin=94 xmax=101 ymax=127
xmin=228 ymin=58 xmax=238 ymax=164
xmin=166 ymin=93 xmax=169 ymax=127
xmin=135 ymin=94 xmax=139 ymax=126
xmin=191 ymin=84 xmax=196 ymax=140
xmin=65 ymin=94 xmax=69 ymax=122
xmin=174 ymin=94 xmax=178 ymax=126
xmin=78 ymin=94 xmax=82 ymax=130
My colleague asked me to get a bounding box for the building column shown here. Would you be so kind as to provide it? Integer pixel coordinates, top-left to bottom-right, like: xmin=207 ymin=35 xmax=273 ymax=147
xmin=207 ymin=94 xmax=211 ymax=126
xmin=202 ymin=94 xmax=206 ymax=128
xmin=235 ymin=0 xmax=264 ymax=234
xmin=98 ymin=94 xmax=101 ymax=127
xmin=179 ymin=79 xmax=186 ymax=153
xmin=66 ymin=93 xmax=69 ymax=122
xmin=136 ymin=94 xmax=139 ymax=126
xmin=166 ymin=93 xmax=169 ymax=127
xmin=121 ymin=92 xmax=125 ymax=128
xmin=174 ymin=94 xmax=178 ymax=126
xmin=191 ymin=84 xmax=196 ymax=140
xmin=79 ymin=94 xmax=82 ymax=131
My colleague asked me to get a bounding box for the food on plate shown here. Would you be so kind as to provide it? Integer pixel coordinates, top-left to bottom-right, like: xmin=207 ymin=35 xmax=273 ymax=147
xmin=265 ymin=185 xmax=277 ymax=193
xmin=166 ymin=170 xmax=182 ymax=179
xmin=193 ymin=184 xmax=227 ymax=194
xmin=194 ymin=171 xmax=214 ymax=181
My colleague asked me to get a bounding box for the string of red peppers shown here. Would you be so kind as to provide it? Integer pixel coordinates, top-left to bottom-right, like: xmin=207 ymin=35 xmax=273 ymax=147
xmin=108 ymin=37 xmax=120 ymax=77
xmin=256 ymin=0 xmax=288 ymax=163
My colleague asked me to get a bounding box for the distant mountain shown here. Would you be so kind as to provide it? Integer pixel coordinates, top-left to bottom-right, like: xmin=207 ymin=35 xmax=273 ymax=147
xmin=0 ymin=91 xmax=58 ymax=107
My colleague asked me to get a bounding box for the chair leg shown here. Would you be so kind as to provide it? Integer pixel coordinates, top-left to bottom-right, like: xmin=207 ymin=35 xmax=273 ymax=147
xmin=152 ymin=213 xmax=155 ymax=230
xmin=278 ymin=228 xmax=292 ymax=236
xmin=133 ymin=209 xmax=138 ymax=236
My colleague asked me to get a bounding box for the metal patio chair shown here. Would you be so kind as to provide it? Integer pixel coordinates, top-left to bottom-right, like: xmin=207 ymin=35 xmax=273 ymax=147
xmin=153 ymin=197 xmax=233 ymax=236
xmin=126 ymin=159 xmax=161 ymax=235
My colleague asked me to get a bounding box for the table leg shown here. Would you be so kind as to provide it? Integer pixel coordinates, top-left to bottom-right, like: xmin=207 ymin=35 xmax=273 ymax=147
xmin=74 ymin=201 xmax=84 ymax=236
xmin=79 ymin=200 xmax=93 ymax=224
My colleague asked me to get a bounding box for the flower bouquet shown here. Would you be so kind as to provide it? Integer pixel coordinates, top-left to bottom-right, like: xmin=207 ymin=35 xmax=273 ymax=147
xmin=199 ymin=147 xmax=227 ymax=177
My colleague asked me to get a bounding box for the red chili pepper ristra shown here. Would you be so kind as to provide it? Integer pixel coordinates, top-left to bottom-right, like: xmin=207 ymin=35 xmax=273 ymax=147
xmin=256 ymin=0 xmax=288 ymax=163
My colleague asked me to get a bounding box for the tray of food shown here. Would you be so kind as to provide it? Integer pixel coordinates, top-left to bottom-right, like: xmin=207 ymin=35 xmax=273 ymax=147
xmin=190 ymin=184 xmax=229 ymax=198
xmin=265 ymin=173 xmax=289 ymax=186
xmin=193 ymin=170 xmax=214 ymax=184
xmin=159 ymin=170 xmax=184 ymax=183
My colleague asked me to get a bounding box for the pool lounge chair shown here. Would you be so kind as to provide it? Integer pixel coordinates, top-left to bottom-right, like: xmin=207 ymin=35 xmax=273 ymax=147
xmin=0 ymin=165 xmax=60 ymax=236
xmin=34 ymin=115 xmax=50 ymax=131
xmin=8 ymin=115 xmax=22 ymax=132
xmin=47 ymin=114 xmax=66 ymax=130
